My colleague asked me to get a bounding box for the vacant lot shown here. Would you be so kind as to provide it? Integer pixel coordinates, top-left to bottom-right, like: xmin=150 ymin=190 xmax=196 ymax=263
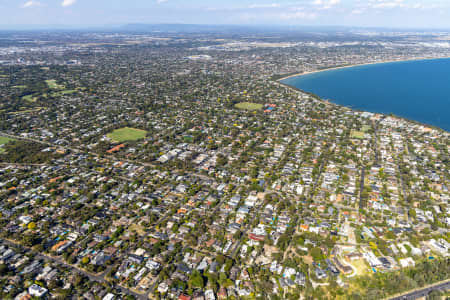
xmin=129 ymin=223 xmax=146 ymax=236
xmin=107 ymin=127 xmax=147 ymax=142
xmin=235 ymin=102 xmax=263 ymax=110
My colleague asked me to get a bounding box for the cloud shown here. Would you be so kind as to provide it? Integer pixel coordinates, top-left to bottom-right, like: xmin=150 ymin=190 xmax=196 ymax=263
xmin=351 ymin=8 xmax=365 ymax=14
xmin=156 ymin=0 xmax=168 ymax=3
xmin=248 ymin=3 xmax=280 ymax=9
xmin=313 ymin=0 xmax=341 ymax=10
xmin=206 ymin=3 xmax=281 ymax=13
xmin=61 ymin=0 xmax=77 ymax=7
xmin=280 ymin=9 xmax=318 ymax=20
xmin=365 ymin=0 xmax=440 ymax=10
xmin=21 ymin=0 xmax=41 ymax=8
xmin=369 ymin=0 xmax=405 ymax=9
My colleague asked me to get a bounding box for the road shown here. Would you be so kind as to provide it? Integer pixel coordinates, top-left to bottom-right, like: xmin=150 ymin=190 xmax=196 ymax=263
xmin=0 ymin=131 xmax=214 ymax=184
xmin=0 ymin=131 xmax=230 ymax=298
xmin=389 ymin=280 xmax=450 ymax=300
xmin=0 ymin=162 xmax=50 ymax=167
xmin=359 ymin=167 xmax=365 ymax=210
xmin=0 ymin=131 xmax=151 ymax=168
xmin=372 ymin=118 xmax=382 ymax=166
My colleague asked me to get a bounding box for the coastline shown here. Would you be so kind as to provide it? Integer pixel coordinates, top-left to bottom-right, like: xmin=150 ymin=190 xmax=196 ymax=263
xmin=275 ymin=56 xmax=450 ymax=133
xmin=276 ymin=56 xmax=450 ymax=82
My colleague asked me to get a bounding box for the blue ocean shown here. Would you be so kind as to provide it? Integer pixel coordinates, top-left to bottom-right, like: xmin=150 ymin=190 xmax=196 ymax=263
xmin=282 ymin=58 xmax=450 ymax=132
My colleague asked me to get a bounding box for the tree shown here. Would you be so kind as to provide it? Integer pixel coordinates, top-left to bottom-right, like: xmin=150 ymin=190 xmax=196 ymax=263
xmin=73 ymin=274 xmax=85 ymax=288
xmin=81 ymin=257 xmax=90 ymax=265
xmin=310 ymin=247 xmax=324 ymax=262
xmin=112 ymin=226 xmax=124 ymax=239
xmin=0 ymin=264 xmax=7 ymax=276
xmin=385 ymin=231 xmax=395 ymax=240
xmin=188 ymin=270 xmax=204 ymax=289
xmin=27 ymin=222 xmax=36 ymax=230
xmin=216 ymin=254 xmax=225 ymax=265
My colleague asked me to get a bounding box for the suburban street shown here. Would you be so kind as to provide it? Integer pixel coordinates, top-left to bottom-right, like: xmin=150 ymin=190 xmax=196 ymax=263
xmin=0 ymin=239 xmax=147 ymax=300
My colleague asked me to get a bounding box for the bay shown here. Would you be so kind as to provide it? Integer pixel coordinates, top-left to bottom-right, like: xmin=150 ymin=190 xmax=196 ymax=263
xmin=281 ymin=58 xmax=450 ymax=132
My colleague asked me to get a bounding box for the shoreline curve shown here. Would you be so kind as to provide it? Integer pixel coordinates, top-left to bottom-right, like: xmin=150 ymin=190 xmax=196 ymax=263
xmin=275 ymin=56 xmax=450 ymax=133
xmin=276 ymin=56 xmax=450 ymax=82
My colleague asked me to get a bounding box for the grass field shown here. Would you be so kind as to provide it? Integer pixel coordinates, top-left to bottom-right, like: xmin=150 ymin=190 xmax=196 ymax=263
xmin=107 ymin=127 xmax=147 ymax=142
xmin=22 ymin=95 xmax=38 ymax=102
xmin=9 ymin=107 xmax=43 ymax=115
xmin=12 ymin=85 xmax=27 ymax=89
xmin=45 ymin=79 xmax=65 ymax=90
xmin=50 ymin=90 xmax=77 ymax=97
xmin=60 ymin=89 xmax=77 ymax=94
xmin=351 ymin=130 xmax=365 ymax=139
xmin=0 ymin=137 xmax=14 ymax=153
xmin=235 ymin=102 xmax=263 ymax=110
xmin=351 ymin=259 xmax=370 ymax=276
xmin=361 ymin=125 xmax=371 ymax=132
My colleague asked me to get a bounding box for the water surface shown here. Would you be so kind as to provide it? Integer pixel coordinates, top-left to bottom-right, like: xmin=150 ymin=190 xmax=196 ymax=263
xmin=282 ymin=58 xmax=450 ymax=131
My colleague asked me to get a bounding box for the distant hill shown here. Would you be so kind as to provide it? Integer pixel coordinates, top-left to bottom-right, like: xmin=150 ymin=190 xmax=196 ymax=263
xmin=121 ymin=23 xmax=259 ymax=33
xmin=119 ymin=23 xmax=358 ymax=34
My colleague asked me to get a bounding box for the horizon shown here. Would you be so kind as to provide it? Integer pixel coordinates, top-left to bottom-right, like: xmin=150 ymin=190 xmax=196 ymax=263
xmin=2 ymin=0 xmax=450 ymax=30
xmin=1 ymin=23 xmax=450 ymax=32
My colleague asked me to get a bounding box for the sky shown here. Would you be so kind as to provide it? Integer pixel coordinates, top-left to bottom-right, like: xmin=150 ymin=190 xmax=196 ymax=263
xmin=1 ymin=0 xmax=450 ymax=29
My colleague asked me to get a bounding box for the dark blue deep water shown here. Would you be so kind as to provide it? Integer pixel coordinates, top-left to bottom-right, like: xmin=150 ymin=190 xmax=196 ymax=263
xmin=282 ymin=58 xmax=450 ymax=131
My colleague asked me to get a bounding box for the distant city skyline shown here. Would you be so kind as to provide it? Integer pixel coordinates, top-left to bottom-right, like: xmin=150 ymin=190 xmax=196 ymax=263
xmin=1 ymin=0 xmax=450 ymax=29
